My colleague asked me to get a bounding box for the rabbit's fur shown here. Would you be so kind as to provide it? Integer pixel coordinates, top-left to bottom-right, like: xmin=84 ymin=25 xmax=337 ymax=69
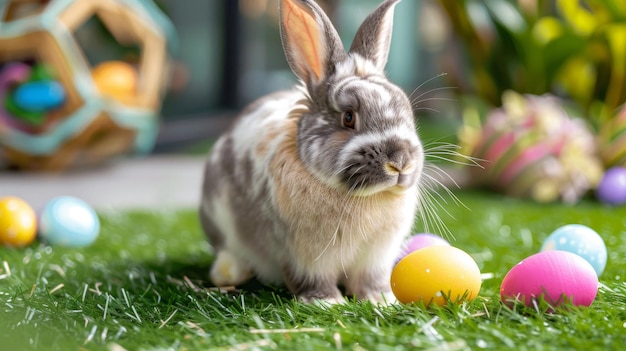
xmin=200 ymin=0 xmax=423 ymax=303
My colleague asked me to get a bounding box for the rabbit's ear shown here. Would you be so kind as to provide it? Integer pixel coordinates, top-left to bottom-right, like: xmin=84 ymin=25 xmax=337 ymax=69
xmin=349 ymin=0 xmax=400 ymax=72
xmin=280 ymin=0 xmax=346 ymax=84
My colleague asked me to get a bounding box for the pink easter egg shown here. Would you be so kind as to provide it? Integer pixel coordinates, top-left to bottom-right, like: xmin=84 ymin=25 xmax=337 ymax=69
xmin=397 ymin=233 xmax=449 ymax=262
xmin=500 ymin=250 xmax=598 ymax=308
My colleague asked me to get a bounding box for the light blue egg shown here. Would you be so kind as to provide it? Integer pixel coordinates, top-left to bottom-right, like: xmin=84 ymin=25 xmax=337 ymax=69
xmin=541 ymin=224 xmax=607 ymax=276
xmin=13 ymin=81 xmax=66 ymax=112
xmin=39 ymin=196 xmax=100 ymax=247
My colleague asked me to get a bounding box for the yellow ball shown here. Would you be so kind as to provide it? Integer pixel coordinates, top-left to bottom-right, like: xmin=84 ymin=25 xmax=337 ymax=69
xmin=0 ymin=196 xmax=37 ymax=247
xmin=91 ymin=61 xmax=138 ymax=102
xmin=391 ymin=245 xmax=482 ymax=306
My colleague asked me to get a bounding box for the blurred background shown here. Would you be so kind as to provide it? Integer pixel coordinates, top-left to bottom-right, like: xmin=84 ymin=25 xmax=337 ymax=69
xmin=146 ymin=0 xmax=626 ymax=157
xmin=1 ymin=0 xmax=625 ymax=206
xmin=154 ymin=0 xmax=437 ymax=152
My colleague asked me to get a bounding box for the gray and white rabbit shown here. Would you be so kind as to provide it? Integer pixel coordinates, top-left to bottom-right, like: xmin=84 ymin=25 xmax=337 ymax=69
xmin=199 ymin=0 xmax=423 ymax=303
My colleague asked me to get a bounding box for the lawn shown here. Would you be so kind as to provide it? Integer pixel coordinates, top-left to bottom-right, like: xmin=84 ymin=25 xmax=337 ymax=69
xmin=1 ymin=191 xmax=625 ymax=350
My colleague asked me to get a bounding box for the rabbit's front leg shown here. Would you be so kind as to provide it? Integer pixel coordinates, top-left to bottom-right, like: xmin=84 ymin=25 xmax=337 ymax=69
xmin=345 ymin=270 xmax=396 ymax=304
xmin=344 ymin=254 xmax=397 ymax=305
xmin=282 ymin=266 xmax=344 ymax=304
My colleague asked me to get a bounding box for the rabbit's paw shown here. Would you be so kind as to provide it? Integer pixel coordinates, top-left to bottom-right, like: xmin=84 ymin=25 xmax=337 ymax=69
xmin=299 ymin=292 xmax=345 ymax=306
xmin=363 ymin=290 xmax=397 ymax=306
xmin=345 ymin=271 xmax=398 ymax=305
xmin=210 ymin=250 xmax=252 ymax=287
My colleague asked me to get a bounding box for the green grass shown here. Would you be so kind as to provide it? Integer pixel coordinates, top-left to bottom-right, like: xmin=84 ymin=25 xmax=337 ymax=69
xmin=1 ymin=191 xmax=625 ymax=350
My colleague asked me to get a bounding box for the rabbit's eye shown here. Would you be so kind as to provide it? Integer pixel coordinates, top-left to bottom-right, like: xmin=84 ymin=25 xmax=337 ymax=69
xmin=342 ymin=111 xmax=356 ymax=129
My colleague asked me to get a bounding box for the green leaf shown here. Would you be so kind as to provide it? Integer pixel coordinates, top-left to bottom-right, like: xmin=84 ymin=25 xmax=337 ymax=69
xmin=541 ymin=31 xmax=588 ymax=81
xmin=532 ymin=17 xmax=564 ymax=44
xmin=555 ymin=57 xmax=596 ymax=107
xmin=556 ymin=0 xmax=597 ymax=35
xmin=482 ymin=0 xmax=527 ymax=33
xmin=600 ymin=0 xmax=626 ymax=21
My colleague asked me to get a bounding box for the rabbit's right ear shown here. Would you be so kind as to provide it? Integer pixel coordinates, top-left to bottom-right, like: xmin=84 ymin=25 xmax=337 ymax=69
xmin=279 ymin=0 xmax=346 ymax=85
xmin=349 ymin=0 xmax=400 ymax=72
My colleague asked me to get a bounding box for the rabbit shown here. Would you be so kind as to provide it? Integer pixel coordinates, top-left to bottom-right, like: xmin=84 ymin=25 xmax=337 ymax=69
xmin=199 ymin=0 xmax=423 ymax=303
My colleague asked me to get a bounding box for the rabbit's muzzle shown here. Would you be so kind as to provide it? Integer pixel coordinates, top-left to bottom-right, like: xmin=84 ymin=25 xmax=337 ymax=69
xmin=343 ymin=138 xmax=422 ymax=195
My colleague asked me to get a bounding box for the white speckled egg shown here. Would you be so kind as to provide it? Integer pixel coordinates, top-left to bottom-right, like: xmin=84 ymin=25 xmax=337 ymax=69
xmin=39 ymin=196 xmax=100 ymax=247
xmin=541 ymin=224 xmax=607 ymax=276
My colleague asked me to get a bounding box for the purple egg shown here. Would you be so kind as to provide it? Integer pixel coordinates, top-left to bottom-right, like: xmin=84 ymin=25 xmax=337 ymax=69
xmin=596 ymin=167 xmax=626 ymax=206
xmin=397 ymin=233 xmax=449 ymax=262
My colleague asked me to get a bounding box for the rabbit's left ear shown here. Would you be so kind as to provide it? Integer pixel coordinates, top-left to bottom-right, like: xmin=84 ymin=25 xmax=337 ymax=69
xmin=349 ymin=0 xmax=401 ymax=72
xmin=280 ymin=0 xmax=346 ymax=85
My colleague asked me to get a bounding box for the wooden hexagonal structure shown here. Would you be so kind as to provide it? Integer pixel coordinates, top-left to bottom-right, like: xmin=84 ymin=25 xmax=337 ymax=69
xmin=58 ymin=0 xmax=170 ymax=109
xmin=0 ymin=0 xmax=176 ymax=171
xmin=0 ymin=30 xmax=84 ymax=134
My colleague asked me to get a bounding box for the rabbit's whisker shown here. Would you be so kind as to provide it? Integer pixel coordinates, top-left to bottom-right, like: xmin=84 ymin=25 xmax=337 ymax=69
xmin=423 ymin=141 xmax=482 ymax=168
xmin=316 ymin=175 xmax=361 ymax=263
xmin=334 ymin=162 xmax=355 ymax=177
xmin=416 ymin=181 xmax=454 ymax=241
xmin=411 ymin=97 xmax=457 ymax=108
xmin=410 ymin=85 xmax=457 ymax=102
xmin=340 ymin=178 xmax=367 ymax=278
xmin=413 ymin=140 xmax=481 ymax=242
xmin=408 ymin=73 xmax=449 ymax=101
xmin=424 ymin=163 xmax=462 ymax=190
xmin=413 ymin=107 xmax=441 ymax=114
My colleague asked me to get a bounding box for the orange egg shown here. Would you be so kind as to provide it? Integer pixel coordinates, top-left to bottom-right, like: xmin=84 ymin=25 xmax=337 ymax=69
xmin=391 ymin=245 xmax=482 ymax=306
xmin=91 ymin=61 xmax=138 ymax=102
xmin=0 ymin=196 xmax=37 ymax=247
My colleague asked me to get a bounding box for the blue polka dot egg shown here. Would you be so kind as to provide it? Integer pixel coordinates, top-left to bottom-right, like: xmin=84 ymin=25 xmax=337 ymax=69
xmin=39 ymin=196 xmax=100 ymax=247
xmin=541 ymin=224 xmax=607 ymax=276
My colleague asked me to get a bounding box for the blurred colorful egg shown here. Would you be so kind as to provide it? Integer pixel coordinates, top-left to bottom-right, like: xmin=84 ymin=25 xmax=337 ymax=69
xmin=0 ymin=62 xmax=32 ymax=125
xmin=596 ymin=167 xmax=626 ymax=206
xmin=500 ymin=251 xmax=598 ymax=308
xmin=391 ymin=245 xmax=481 ymax=306
xmin=397 ymin=233 xmax=449 ymax=262
xmin=91 ymin=61 xmax=138 ymax=102
xmin=39 ymin=196 xmax=100 ymax=247
xmin=13 ymin=80 xmax=66 ymax=112
xmin=540 ymin=224 xmax=607 ymax=276
xmin=0 ymin=62 xmax=31 ymax=89
xmin=0 ymin=196 xmax=37 ymax=247
xmin=459 ymin=91 xmax=602 ymax=203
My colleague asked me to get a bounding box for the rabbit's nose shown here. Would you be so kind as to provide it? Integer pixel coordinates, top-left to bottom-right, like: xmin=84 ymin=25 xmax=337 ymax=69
xmin=385 ymin=149 xmax=414 ymax=174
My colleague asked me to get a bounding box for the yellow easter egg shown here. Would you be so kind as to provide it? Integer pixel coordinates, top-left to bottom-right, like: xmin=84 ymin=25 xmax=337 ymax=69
xmin=0 ymin=196 xmax=37 ymax=247
xmin=91 ymin=61 xmax=138 ymax=102
xmin=391 ymin=245 xmax=482 ymax=306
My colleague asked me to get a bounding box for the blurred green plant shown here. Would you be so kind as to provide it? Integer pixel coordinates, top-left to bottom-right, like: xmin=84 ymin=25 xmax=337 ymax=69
xmin=437 ymin=0 xmax=626 ymax=123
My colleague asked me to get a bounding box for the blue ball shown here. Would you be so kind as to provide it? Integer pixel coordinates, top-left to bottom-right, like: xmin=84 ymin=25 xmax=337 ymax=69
xmin=39 ymin=196 xmax=100 ymax=247
xmin=541 ymin=224 xmax=607 ymax=276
